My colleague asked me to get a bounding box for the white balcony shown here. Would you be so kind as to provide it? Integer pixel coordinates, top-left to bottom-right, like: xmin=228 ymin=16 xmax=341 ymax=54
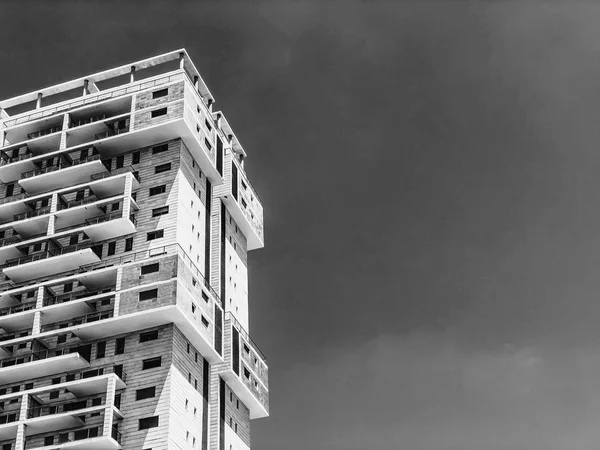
xmin=0 ymin=421 xmax=18 ymax=441
xmin=19 ymin=157 xmax=106 ymax=195
xmin=26 ymin=435 xmax=121 ymax=450
xmin=2 ymin=247 xmax=101 ymax=283
xmin=217 ymin=154 xmax=264 ymax=250
xmin=0 ymin=351 xmax=91 ymax=385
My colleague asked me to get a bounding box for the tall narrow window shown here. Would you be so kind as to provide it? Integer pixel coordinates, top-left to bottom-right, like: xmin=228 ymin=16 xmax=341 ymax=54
xmin=116 ymin=155 xmax=124 ymax=169
xmin=124 ymin=237 xmax=133 ymax=252
xmin=107 ymin=241 xmax=116 ymax=256
xmin=132 ymin=151 xmax=141 ymax=164
xmin=115 ymin=337 xmax=125 ymax=355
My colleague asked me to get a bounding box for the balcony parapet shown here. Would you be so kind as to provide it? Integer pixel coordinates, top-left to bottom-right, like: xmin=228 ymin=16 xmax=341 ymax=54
xmin=0 ymin=345 xmax=90 ymax=368
xmin=40 ymin=309 xmax=114 ymax=333
xmin=26 ymin=125 xmax=62 ymax=141
xmin=0 ymin=300 xmax=36 ymax=316
xmin=3 ymin=241 xmax=96 ymax=269
xmin=22 ymin=154 xmax=102 ymax=179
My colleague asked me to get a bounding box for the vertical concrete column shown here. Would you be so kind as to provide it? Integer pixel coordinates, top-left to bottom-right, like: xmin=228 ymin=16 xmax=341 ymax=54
xmin=179 ymin=52 xmax=185 ymax=69
xmin=59 ymin=112 xmax=69 ymax=150
xmin=83 ymin=79 xmax=89 ymax=96
xmin=129 ymin=93 xmax=137 ymax=131
xmin=215 ymin=113 xmax=222 ymax=131
xmin=15 ymin=394 xmax=30 ymax=450
xmin=46 ymin=193 xmax=58 ymax=235
xmin=208 ymin=371 xmax=221 ymax=450
xmin=122 ymin=173 xmax=133 ymax=220
xmin=208 ymin=99 xmax=214 ymax=113
xmin=36 ymin=93 xmax=42 ymax=109
xmin=114 ymin=267 xmax=123 ymax=316
xmin=130 ymin=66 xmax=136 ymax=83
xmin=103 ymin=376 xmax=117 ymax=438
xmin=194 ymin=75 xmax=199 ymax=90
xmin=31 ymin=286 xmax=45 ymax=336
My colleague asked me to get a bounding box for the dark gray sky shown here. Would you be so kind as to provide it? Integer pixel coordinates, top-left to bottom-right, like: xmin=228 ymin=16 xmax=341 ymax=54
xmin=3 ymin=1 xmax=600 ymax=449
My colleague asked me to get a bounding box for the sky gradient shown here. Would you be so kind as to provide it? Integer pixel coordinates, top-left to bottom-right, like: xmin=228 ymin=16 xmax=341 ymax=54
xmin=2 ymin=1 xmax=600 ymax=449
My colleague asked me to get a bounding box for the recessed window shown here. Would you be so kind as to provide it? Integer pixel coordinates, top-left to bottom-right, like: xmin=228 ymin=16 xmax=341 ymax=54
xmin=142 ymin=357 xmax=162 ymax=370
xmin=152 ymin=144 xmax=168 ymax=154
xmin=149 ymin=185 xmax=166 ymax=196
xmin=155 ymin=163 xmax=171 ymax=174
xmin=152 ymin=88 xmax=168 ymax=99
xmin=152 ymin=206 xmax=169 ymax=217
xmin=201 ymin=316 xmax=209 ymax=327
xmin=64 ymin=282 xmax=73 ymax=293
xmin=139 ymin=289 xmax=158 ymax=301
xmin=107 ymin=241 xmax=116 ymax=256
xmin=136 ymin=386 xmax=156 ymax=400
xmin=205 ymin=119 xmax=212 ymax=131
xmin=112 ymin=202 xmax=120 ymax=211
xmin=132 ymin=151 xmax=141 ymax=164
xmin=141 ymin=263 xmax=159 ymax=275
xmin=140 ymin=330 xmax=159 ymax=343
xmin=204 ymin=138 xmax=212 ymax=151
xmin=116 ymin=155 xmax=124 ymax=169
xmin=115 ymin=337 xmax=125 ymax=355
xmin=96 ymin=341 xmax=106 ymax=359
xmin=139 ymin=415 xmax=159 ymax=430
xmin=243 ymin=368 xmax=250 ymax=379
xmin=243 ymin=344 xmax=250 ymax=354
xmin=151 ymin=108 xmax=167 ymax=118
xmin=147 ymin=230 xmax=164 ymax=241
xmin=125 ymin=237 xmax=133 ymax=252
xmin=201 ymin=291 xmax=209 ymax=302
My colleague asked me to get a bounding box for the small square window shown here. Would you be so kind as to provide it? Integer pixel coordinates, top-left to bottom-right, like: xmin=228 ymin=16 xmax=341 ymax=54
xmin=147 ymin=230 xmax=164 ymax=241
xmin=140 ymin=330 xmax=159 ymax=342
xmin=149 ymin=185 xmax=166 ymax=196
xmin=155 ymin=163 xmax=171 ymax=174
xmin=125 ymin=237 xmax=133 ymax=252
xmin=151 ymin=108 xmax=167 ymax=118
xmin=139 ymin=415 xmax=159 ymax=430
xmin=139 ymin=289 xmax=158 ymax=301
xmin=152 ymin=88 xmax=168 ymax=99
xmin=152 ymin=206 xmax=169 ymax=217
xmin=141 ymin=263 xmax=159 ymax=275
xmin=152 ymin=144 xmax=169 ymax=154
xmin=132 ymin=151 xmax=141 ymax=164
xmin=142 ymin=357 xmax=162 ymax=370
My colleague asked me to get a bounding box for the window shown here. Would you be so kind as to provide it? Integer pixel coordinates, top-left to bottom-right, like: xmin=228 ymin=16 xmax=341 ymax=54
xmin=141 ymin=263 xmax=159 ymax=275
xmin=187 ymin=343 xmax=190 ymax=353
xmin=151 ymin=108 xmax=167 ymax=118
xmin=201 ymin=316 xmax=209 ymax=327
xmin=52 ymin=377 xmax=61 ymax=385
xmin=136 ymin=387 xmax=156 ymax=400
xmin=107 ymin=242 xmax=116 ymax=256
xmin=75 ymin=190 xmax=85 ymax=201
xmin=57 ymin=335 xmax=67 ymax=344
xmin=139 ymin=289 xmax=158 ymax=301
xmin=92 ymin=397 xmax=102 ymax=406
xmin=112 ymin=202 xmax=120 ymax=211
xmin=142 ymin=357 xmax=162 ymax=370
xmin=140 ymin=330 xmax=159 ymax=342
xmin=204 ymin=138 xmax=212 ymax=151
xmin=147 ymin=230 xmax=164 ymax=241
xmin=96 ymin=341 xmax=106 ymax=358
xmin=125 ymin=237 xmax=133 ymax=252
xmin=45 ymin=436 xmax=54 ymax=446
xmin=69 ymin=234 xmax=79 ymax=245
xmin=243 ymin=368 xmax=250 ymax=379
xmin=155 ymin=163 xmax=171 ymax=174
xmin=149 ymin=185 xmax=166 ymax=196
xmin=115 ymin=337 xmax=125 ymax=355
xmin=243 ymin=344 xmax=250 ymax=354
xmin=152 ymin=88 xmax=168 ymax=99
xmin=205 ymin=119 xmax=212 ymax=131
xmin=152 ymin=206 xmax=169 ymax=217
xmin=5 ymin=183 xmax=14 ymax=197
xmin=64 ymin=282 xmax=73 ymax=293
xmin=202 ymin=291 xmax=209 ymax=302
xmin=116 ymin=155 xmax=124 ymax=169
xmin=132 ymin=151 xmax=140 ymax=164
xmin=152 ymin=144 xmax=168 ymax=154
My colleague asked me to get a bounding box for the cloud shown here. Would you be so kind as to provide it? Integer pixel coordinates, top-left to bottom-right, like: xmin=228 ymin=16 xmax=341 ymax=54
xmin=256 ymin=332 xmax=600 ymax=450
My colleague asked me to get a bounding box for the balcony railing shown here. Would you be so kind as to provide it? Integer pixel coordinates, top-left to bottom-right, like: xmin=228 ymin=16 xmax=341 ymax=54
xmin=0 ymin=192 xmax=28 ymax=205
xmin=0 ymin=345 xmax=90 ymax=368
xmin=111 ymin=426 xmax=122 ymax=444
xmin=26 ymin=125 xmax=62 ymax=140
xmin=0 ymin=148 xmax=32 ymax=166
xmin=0 ymin=411 xmax=19 ymax=424
xmin=0 ymin=326 xmax=31 ymax=341
xmin=57 ymin=194 xmax=99 ymax=210
xmin=90 ymin=164 xmax=139 ymax=182
xmin=42 ymin=287 xmax=113 ymax=307
xmin=28 ymin=396 xmax=104 ymax=418
xmin=226 ymin=312 xmax=267 ymax=362
xmin=41 ymin=309 xmax=114 ymax=332
xmin=4 ymin=241 xmax=96 ymax=268
xmin=0 ymin=300 xmax=36 ymax=316
xmin=13 ymin=205 xmax=51 ymax=221
xmin=69 ymin=113 xmax=107 ymax=128
xmin=21 ymin=154 xmax=102 ymax=179
xmin=0 ymin=244 xmax=222 ymax=307
xmin=0 ymin=235 xmax=22 ymax=247
xmin=94 ymin=126 xmax=129 ymax=141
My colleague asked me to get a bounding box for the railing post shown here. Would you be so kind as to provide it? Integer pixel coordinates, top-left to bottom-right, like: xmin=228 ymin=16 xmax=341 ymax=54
xmin=130 ymin=66 xmax=136 ymax=83
xmin=83 ymin=79 xmax=89 ymax=96
xmin=36 ymin=92 xmax=42 ymax=109
xmin=179 ymin=51 xmax=185 ymax=69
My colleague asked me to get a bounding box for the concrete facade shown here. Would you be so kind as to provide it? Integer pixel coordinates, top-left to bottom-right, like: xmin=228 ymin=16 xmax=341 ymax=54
xmin=0 ymin=49 xmax=267 ymax=450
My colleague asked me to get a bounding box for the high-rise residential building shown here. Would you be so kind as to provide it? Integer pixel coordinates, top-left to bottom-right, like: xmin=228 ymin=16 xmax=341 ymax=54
xmin=0 ymin=49 xmax=268 ymax=450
